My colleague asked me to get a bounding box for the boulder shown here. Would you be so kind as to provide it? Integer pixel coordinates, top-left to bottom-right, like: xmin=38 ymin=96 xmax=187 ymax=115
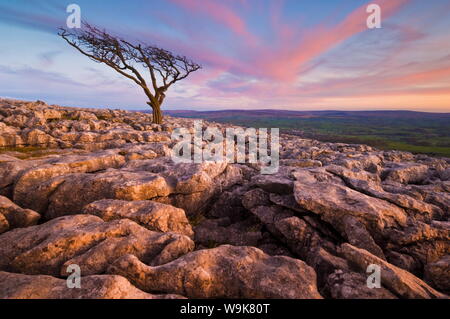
xmin=340 ymin=243 xmax=447 ymax=299
xmin=0 ymin=195 xmax=40 ymax=232
xmin=383 ymin=163 xmax=429 ymax=184
xmin=293 ymin=169 xmax=407 ymax=241
xmin=0 ymin=214 xmax=8 ymax=234
xmin=108 ymin=245 xmax=323 ymax=299
xmin=424 ymin=255 xmax=450 ymax=292
xmin=327 ymin=165 xmax=441 ymax=221
xmin=383 ymin=222 xmax=450 ymax=267
xmin=0 ymin=215 xmax=194 ymax=276
xmin=21 ymin=128 xmax=57 ymax=147
xmin=82 ymin=199 xmax=193 ymax=237
xmin=45 ymin=171 xmax=171 ymax=219
xmin=326 ymin=270 xmax=397 ymax=299
xmin=0 ymin=271 xmax=183 ymax=299
xmin=13 ymin=151 xmax=126 ymax=212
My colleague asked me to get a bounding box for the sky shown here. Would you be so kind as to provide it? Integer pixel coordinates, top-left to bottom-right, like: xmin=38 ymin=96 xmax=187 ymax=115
xmin=0 ymin=0 xmax=450 ymax=112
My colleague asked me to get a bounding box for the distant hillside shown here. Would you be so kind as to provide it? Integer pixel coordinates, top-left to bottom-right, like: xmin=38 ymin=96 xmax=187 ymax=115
xmin=162 ymin=109 xmax=450 ymax=157
xmin=165 ymin=109 xmax=450 ymax=119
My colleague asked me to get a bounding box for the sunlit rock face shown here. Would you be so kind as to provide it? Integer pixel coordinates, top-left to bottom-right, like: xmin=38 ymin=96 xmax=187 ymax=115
xmin=0 ymin=99 xmax=448 ymax=299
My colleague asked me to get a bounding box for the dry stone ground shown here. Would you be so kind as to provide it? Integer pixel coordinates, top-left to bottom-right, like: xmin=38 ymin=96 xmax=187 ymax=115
xmin=0 ymin=99 xmax=448 ymax=299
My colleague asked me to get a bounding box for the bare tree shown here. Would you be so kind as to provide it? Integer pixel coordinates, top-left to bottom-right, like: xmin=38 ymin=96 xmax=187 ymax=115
xmin=59 ymin=23 xmax=201 ymax=124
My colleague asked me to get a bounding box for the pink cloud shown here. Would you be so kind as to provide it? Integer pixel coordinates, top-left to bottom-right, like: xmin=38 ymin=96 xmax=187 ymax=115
xmin=144 ymin=0 xmax=450 ymax=111
xmin=254 ymin=0 xmax=411 ymax=81
xmin=387 ymin=66 xmax=450 ymax=86
xmin=170 ymin=0 xmax=257 ymax=44
xmin=7 ymin=0 xmax=449 ymax=111
xmin=167 ymin=0 xmax=411 ymax=83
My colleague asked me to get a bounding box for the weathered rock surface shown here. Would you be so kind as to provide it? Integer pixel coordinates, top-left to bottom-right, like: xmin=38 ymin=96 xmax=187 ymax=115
xmin=108 ymin=245 xmax=323 ymax=299
xmin=0 ymin=195 xmax=40 ymax=233
xmin=326 ymin=270 xmax=397 ymax=299
xmin=0 ymin=215 xmax=194 ymax=276
xmin=0 ymin=271 xmax=183 ymax=299
xmin=0 ymin=99 xmax=449 ymax=299
xmin=424 ymin=255 xmax=450 ymax=292
xmin=82 ymin=199 xmax=193 ymax=237
xmin=340 ymin=243 xmax=447 ymax=299
xmin=293 ymin=168 xmax=408 ymax=234
xmin=383 ymin=163 xmax=430 ymax=184
xmin=0 ymin=213 xmax=8 ymax=234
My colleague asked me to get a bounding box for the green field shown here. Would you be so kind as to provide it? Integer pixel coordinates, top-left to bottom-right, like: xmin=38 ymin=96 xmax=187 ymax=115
xmin=166 ymin=110 xmax=450 ymax=157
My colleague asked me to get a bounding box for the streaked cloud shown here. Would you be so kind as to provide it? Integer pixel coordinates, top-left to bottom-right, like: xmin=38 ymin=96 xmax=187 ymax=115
xmin=0 ymin=0 xmax=449 ymax=111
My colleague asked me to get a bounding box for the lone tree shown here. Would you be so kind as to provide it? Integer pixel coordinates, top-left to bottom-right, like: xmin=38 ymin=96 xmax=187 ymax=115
xmin=59 ymin=23 xmax=201 ymax=124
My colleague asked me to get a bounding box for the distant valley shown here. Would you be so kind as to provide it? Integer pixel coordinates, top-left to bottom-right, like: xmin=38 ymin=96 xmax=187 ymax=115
xmin=162 ymin=109 xmax=450 ymax=157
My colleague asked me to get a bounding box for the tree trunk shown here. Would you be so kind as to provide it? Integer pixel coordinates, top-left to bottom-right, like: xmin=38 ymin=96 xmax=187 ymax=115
xmin=148 ymin=102 xmax=163 ymax=124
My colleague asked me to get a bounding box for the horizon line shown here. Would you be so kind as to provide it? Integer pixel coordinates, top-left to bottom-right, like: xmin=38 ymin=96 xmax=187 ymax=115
xmin=2 ymin=97 xmax=450 ymax=115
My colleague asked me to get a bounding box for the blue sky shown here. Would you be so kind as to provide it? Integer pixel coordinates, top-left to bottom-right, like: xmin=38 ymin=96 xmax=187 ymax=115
xmin=0 ymin=0 xmax=450 ymax=111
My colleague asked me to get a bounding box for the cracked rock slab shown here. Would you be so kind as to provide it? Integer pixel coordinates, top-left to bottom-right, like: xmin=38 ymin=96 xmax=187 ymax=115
xmin=82 ymin=199 xmax=193 ymax=237
xmin=13 ymin=151 xmax=126 ymax=212
xmin=340 ymin=243 xmax=447 ymax=299
xmin=0 ymin=271 xmax=184 ymax=299
xmin=293 ymin=169 xmax=408 ymax=235
xmin=0 ymin=215 xmax=194 ymax=276
xmin=108 ymin=245 xmax=323 ymax=299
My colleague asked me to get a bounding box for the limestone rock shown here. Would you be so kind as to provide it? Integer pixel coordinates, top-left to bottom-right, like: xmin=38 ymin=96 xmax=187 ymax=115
xmin=424 ymin=255 xmax=450 ymax=292
xmin=0 ymin=195 xmax=40 ymax=232
xmin=340 ymin=243 xmax=447 ymax=299
xmin=0 ymin=215 xmax=194 ymax=276
xmin=0 ymin=271 xmax=183 ymax=299
xmin=45 ymin=170 xmax=171 ymax=219
xmin=327 ymin=165 xmax=441 ymax=221
xmin=251 ymin=174 xmax=294 ymax=194
xmin=9 ymin=153 xmax=122 ymax=203
xmin=0 ymin=99 xmax=448 ymax=299
xmin=0 ymin=214 xmax=8 ymax=234
xmin=108 ymin=245 xmax=323 ymax=299
xmin=82 ymin=199 xmax=193 ymax=237
xmin=326 ymin=270 xmax=397 ymax=299
xmin=194 ymin=217 xmax=263 ymax=247
xmin=293 ymin=169 xmax=407 ymax=243
xmin=383 ymin=163 xmax=429 ymax=184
